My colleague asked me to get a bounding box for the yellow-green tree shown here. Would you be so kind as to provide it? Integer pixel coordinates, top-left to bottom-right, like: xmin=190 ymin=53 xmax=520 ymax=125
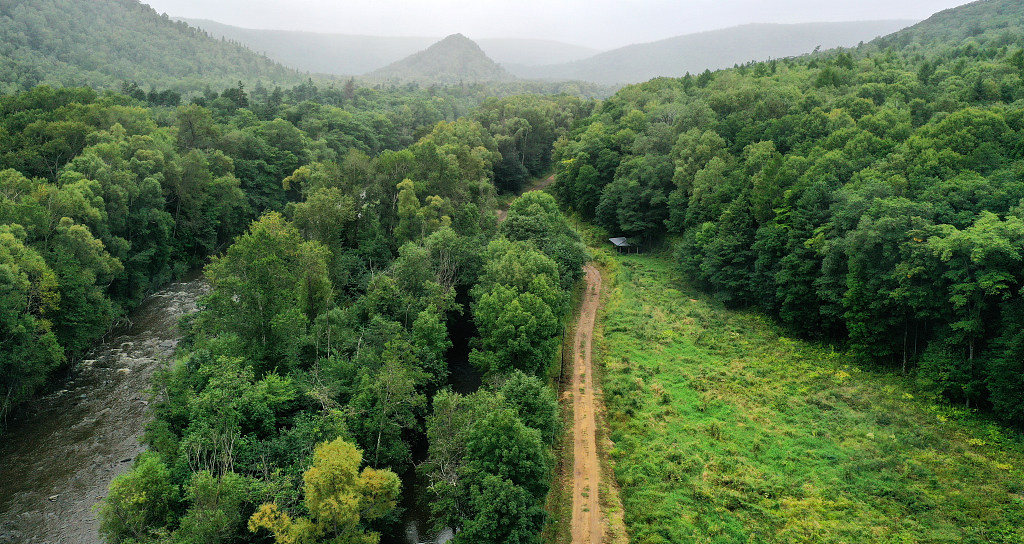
xmin=249 ymin=438 xmax=400 ymax=544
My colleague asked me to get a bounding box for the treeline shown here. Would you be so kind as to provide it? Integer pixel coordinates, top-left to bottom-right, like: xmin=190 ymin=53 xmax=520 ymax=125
xmin=0 ymin=86 xmax=252 ymax=423
xmin=474 ymin=96 xmax=594 ymax=193
xmin=96 ymin=133 xmax=584 ymax=543
xmin=555 ymin=0 xmax=1024 ymax=424
xmin=0 ymin=80 xmax=586 ymax=423
xmin=0 ymin=78 xmax=588 ymax=542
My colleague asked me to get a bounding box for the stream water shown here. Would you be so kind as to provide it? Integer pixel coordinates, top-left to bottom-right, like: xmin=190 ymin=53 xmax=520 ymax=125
xmin=0 ymin=274 xmax=477 ymax=544
xmin=381 ymin=303 xmax=479 ymax=544
xmin=0 ymin=275 xmax=206 ymax=544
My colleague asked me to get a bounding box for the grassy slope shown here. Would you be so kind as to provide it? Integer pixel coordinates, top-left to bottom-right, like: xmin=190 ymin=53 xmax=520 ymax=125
xmin=597 ymin=252 xmax=1024 ymax=544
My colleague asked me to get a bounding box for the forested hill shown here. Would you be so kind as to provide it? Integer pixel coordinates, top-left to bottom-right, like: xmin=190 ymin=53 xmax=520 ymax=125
xmin=366 ymin=33 xmax=515 ymax=85
xmin=0 ymin=0 xmax=309 ymax=93
xmin=875 ymin=0 xmax=1024 ymax=50
xmin=511 ymin=20 xmax=915 ymax=85
xmin=177 ymin=18 xmax=601 ymax=76
xmin=176 ymin=18 xmax=438 ymax=76
xmin=555 ymin=0 xmax=1024 ymax=424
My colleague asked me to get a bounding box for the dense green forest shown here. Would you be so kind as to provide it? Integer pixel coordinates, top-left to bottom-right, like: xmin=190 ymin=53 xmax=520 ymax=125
xmin=0 ymin=78 xmax=590 ymax=413
xmin=0 ymin=71 xmax=589 ymax=542
xmin=0 ymin=0 xmax=311 ymax=93
xmin=555 ymin=0 xmax=1024 ymax=425
xmin=5 ymin=0 xmax=1024 ymax=542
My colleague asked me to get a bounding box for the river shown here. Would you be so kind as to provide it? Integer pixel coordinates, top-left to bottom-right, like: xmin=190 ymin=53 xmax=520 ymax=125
xmin=381 ymin=302 xmax=479 ymax=544
xmin=0 ymin=275 xmax=207 ymax=544
xmin=0 ymin=272 xmax=473 ymax=544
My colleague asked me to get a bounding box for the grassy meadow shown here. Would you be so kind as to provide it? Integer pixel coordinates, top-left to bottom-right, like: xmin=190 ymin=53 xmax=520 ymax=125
xmin=595 ymin=252 xmax=1024 ymax=544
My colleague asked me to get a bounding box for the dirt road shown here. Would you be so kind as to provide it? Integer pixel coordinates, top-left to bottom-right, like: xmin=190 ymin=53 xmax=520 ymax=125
xmin=571 ymin=264 xmax=604 ymax=544
xmin=497 ymin=174 xmax=556 ymax=223
xmin=532 ymin=173 xmax=556 ymax=192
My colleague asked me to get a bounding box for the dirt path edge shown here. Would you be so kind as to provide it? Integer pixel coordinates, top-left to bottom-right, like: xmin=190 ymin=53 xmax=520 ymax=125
xmin=571 ymin=264 xmax=604 ymax=544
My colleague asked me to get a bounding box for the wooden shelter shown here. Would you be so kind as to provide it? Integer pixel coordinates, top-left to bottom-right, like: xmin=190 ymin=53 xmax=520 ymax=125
xmin=609 ymin=237 xmax=640 ymax=253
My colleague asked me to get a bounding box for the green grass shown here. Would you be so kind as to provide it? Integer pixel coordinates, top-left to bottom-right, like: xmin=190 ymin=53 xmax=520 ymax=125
xmin=597 ymin=253 xmax=1024 ymax=544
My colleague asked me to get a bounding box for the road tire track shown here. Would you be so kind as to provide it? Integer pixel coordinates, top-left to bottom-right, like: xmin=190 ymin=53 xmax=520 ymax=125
xmin=571 ymin=264 xmax=604 ymax=544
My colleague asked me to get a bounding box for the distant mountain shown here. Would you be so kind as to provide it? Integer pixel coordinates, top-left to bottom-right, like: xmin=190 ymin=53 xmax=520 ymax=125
xmin=0 ymin=0 xmax=308 ymax=93
xmin=510 ymin=20 xmax=917 ymax=85
xmin=177 ymin=19 xmax=600 ymax=75
xmin=475 ymin=38 xmax=600 ymax=67
xmin=365 ymin=34 xmax=515 ymax=84
xmin=178 ymin=18 xmax=435 ymax=76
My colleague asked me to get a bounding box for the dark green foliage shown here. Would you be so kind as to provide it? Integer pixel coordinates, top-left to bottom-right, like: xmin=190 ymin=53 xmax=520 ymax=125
xmin=199 ymin=212 xmax=331 ymax=374
xmin=470 ymin=283 xmax=560 ymax=376
xmin=455 ymin=474 xmax=546 ymax=544
xmin=987 ymin=298 xmax=1024 ymax=422
xmin=501 ymin=191 xmax=588 ymax=291
xmin=497 ymin=371 xmax=559 ymax=445
xmin=0 ymin=0 xmax=306 ymax=94
xmin=96 ymin=453 xmax=179 ymax=543
xmin=473 ymin=95 xmax=594 ymax=193
xmin=555 ymin=0 xmax=1024 ymax=424
xmin=176 ymin=471 xmax=255 ymax=543
xmin=1 ymin=74 xmax=578 ymax=430
xmin=469 ymin=238 xmax=566 ymax=376
xmin=0 ymin=225 xmax=62 ymax=423
xmin=0 ymin=73 xmax=586 ymax=543
xmin=0 ymin=11 xmax=587 ymax=540
xmin=423 ymin=379 xmax=558 ymax=542
xmin=464 ymin=408 xmax=550 ymax=499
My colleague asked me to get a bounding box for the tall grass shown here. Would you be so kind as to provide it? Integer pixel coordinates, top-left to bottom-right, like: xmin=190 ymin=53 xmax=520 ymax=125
xmin=598 ymin=254 xmax=1024 ymax=544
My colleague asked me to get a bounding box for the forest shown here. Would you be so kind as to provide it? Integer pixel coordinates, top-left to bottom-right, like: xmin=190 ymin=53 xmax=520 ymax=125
xmin=555 ymin=0 xmax=1024 ymax=425
xmin=0 ymin=75 xmax=589 ymax=542
xmin=0 ymin=0 xmax=307 ymax=93
xmin=4 ymin=0 xmax=1024 ymax=542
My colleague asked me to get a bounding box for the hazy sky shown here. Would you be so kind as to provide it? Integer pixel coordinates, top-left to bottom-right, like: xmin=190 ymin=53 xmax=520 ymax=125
xmin=144 ymin=0 xmax=971 ymax=49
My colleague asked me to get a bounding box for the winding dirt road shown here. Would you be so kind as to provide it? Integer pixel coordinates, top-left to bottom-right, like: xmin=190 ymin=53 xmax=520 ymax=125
xmin=571 ymin=264 xmax=604 ymax=544
xmin=496 ymin=174 xmax=556 ymax=223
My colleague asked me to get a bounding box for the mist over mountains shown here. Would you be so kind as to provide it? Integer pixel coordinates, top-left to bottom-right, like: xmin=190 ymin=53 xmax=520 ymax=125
xmin=7 ymin=1 xmax=1024 ymax=544
xmin=176 ymin=17 xmax=915 ymax=85
xmin=509 ymin=20 xmax=916 ymax=84
xmin=364 ymin=33 xmax=515 ymax=85
xmin=177 ymin=18 xmax=600 ymax=76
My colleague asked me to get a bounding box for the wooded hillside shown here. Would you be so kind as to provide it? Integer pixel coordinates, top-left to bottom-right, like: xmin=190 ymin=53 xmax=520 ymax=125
xmin=0 ymin=0 xmax=307 ymax=93
xmin=555 ymin=0 xmax=1024 ymax=424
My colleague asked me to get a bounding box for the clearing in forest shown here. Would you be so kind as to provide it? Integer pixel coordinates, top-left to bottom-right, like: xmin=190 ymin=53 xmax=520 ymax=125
xmin=599 ymin=254 xmax=1024 ymax=544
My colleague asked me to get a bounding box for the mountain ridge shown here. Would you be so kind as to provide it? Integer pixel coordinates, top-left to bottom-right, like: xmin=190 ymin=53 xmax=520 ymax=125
xmin=176 ymin=18 xmax=600 ymax=75
xmin=364 ymin=33 xmax=516 ymax=84
xmin=511 ymin=20 xmax=918 ymax=84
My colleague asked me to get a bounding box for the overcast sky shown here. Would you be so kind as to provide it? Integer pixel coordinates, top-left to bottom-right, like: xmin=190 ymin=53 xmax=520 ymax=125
xmin=144 ymin=0 xmax=971 ymax=50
